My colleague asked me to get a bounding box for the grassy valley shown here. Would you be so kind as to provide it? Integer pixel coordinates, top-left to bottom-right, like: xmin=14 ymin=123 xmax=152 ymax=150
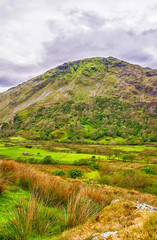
xmin=0 ymin=57 xmax=157 ymax=239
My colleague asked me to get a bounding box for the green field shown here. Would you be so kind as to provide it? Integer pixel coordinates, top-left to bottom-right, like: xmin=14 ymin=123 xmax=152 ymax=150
xmin=0 ymin=136 xmax=157 ymax=240
xmin=0 ymin=144 xmax=107 ymax=164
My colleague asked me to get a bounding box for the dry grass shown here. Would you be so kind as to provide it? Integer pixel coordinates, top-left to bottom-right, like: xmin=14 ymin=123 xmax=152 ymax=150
xmin=0 ymin=161 xmax=107 ymax=229
xmin=66 ymin=189 xmax=102 ymax=227
xmin=0 ymin=161 xmax=112 ymax=208
xmin=0 ymin=160 xmax=7 ymax=193
xmin=0 ymin=174 xmax=7 ymax=194
xmin=1 ymin=160 xmax=157 ymax=208
xmin=1 ymin=160 xmax=157 ymax=240
xmin=51 ymin=200 xmax=157 ymax=240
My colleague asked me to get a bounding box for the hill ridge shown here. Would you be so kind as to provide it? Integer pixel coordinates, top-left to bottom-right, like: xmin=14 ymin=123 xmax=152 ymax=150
xmin=0 ymin=56 xmax=156 ymax=143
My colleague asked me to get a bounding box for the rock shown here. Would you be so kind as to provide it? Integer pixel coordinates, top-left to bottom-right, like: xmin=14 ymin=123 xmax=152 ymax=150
xmin=101 ymin=231 xmax=117 ymax=239
xmin=92 ymin=231 xmax=117 ymax=239
xmin=136 ymin=202 xmax=157 ymax=213
xmin=58 ymin=63 xmax=69 ymax=70
xmin=22 ymin=152 xmax=28 ymax=156
xmin=145 ymin=71 xmax=157 ymax=77
xmin=111 ymin=199 xmax=120 ymax=204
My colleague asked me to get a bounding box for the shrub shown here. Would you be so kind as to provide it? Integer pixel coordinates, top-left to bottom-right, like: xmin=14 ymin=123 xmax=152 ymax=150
xmin=143 ymin=166 xmax=157 ymax=175
xmin=120 ymin=154 xmax=129 ymax=162
xmin=111 ymin=171 xmax=151 ymax=190
xmin=42 ymin=155 xmax=52 ymax=164
xmin=74 ymin=159 xmax=90 ymax=166
xmin=68 ymin=169 xmax=83 ymax=179
xmin=16 ymin=157 xmax=27 ymax=163
xmin=89 ymin=156 xmax=100 ymax=170
xmin=25 ymin=145 xmax=32 ymax=148
xmin=51 ymin=170 xmax=66 ymax=176
xmin=89 ymin=162 xmax=100 ymax=170
xmin=98 ymin=175 xmax=111 ymax=185
xmin=120 ymin=154 xmax=136 ymax=162
xmin=42 ymin=155 xmax=57 ymax=165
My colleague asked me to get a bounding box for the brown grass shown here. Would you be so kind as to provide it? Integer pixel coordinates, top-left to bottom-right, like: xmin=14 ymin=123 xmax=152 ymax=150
xmin=1 ymin=160 xmax=157 ymax=240
xmin=66 ymin=190 xmax=98 ymax=227
xmin=0 ymin=174 xmax=7 ymax=193
xmin=0 ymin=160 xmax=112 ymax=208
xmin=51 ymin=201 xmax=157 ymax=240
xmin=1 ymin=160 xmax=157 ymax=208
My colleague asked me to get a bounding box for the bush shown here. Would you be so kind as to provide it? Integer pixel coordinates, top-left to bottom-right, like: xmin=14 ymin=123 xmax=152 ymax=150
xmin=74 ymin=159 xmax=90 ymax=166
xmin=111 ymin=170 xmax=151 ymax=190
xmin=89 ymin=156 xmax=100 ymax=170
xmin=25 ymin=145 xmax=32 ymax=148
xmin=143 ymin=166 xmax=157 ymax=175
xmin=42 ymin=155 xmax=57 ymax=165
xmin=51 ymin=170 xmax=66 ymax=176
xmin=68 ymin=169 xmax=83 ymax=179
xmin=98 ymin=175 xmax=111 ymax=185
xmin=120 ymin=154 xmax=129 ymax=162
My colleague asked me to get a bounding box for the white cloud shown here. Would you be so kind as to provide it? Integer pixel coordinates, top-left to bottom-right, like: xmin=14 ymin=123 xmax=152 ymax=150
xmin=0 ymin=0 xmax=157 ymax=92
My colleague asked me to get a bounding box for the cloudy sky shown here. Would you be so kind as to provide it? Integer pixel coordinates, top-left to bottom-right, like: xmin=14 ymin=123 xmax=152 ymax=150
xmin=0 ymin=0 xmax=157 ymax=93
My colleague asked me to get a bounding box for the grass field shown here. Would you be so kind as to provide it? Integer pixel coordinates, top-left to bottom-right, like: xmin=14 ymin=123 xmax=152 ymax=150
xmin=0 ymin=134 xmax=157 ymax=240
xmin=0 ymin=159 xmax=157 ymax=240
xmin=0 ymin=144 xmax=107 ymax=164
xmin=0 ymin=137 xmax=156 ymax=194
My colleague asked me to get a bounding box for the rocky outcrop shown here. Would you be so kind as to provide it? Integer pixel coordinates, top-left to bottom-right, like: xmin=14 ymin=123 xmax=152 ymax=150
xmin=145 ymin=70 xmax=157 ymax=77
xmin=58 ymin=199 xmax=157 ymax=240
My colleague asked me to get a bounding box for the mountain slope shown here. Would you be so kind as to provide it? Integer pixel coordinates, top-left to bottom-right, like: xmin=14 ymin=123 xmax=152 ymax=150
xmin=0 ymin=57 xmax=156 ymax=143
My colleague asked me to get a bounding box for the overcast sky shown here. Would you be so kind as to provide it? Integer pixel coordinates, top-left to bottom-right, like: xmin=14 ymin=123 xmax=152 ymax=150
xmin=0 ymin=0 xmax=157 ymax=93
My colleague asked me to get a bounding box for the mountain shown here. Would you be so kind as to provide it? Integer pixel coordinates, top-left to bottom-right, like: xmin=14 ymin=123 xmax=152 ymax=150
xmin=0 ymin=57 xmax=156 ymax=143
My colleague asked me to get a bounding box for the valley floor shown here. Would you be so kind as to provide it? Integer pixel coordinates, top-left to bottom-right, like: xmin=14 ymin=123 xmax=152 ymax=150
xmin=0 ymin=137 xmax=157 ymax=239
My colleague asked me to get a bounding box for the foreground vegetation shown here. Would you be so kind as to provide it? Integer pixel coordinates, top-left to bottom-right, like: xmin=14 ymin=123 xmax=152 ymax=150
xmin=0 ymin=158 xmax=156 ymax=240
xmin=0 ymin=135 xmax=156 ymax=239
xmin=0 ymin=137 xmax=157 ymax=195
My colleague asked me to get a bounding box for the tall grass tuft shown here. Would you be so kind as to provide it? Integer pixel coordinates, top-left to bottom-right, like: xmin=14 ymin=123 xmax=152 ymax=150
xmin=0 ymin=194 xmax=65 ymax=240
xmin=66 ymin=189 xmax=103 ymax=227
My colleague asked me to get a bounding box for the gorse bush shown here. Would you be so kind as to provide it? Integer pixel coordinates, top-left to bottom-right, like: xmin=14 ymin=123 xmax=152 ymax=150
xmin=51 ymin=169 xmax=66 ymax=176
xmin=42 ymin=155 xmax=58 ymax=165
xmin=42 ymin=155 xmax=53 ymax=164
xmin=68 ymin=169 xmax=83 ymax=179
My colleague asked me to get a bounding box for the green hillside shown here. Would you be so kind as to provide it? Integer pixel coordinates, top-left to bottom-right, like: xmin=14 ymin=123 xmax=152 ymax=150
xmin=0 ymin=57 xmax=156 ymax=143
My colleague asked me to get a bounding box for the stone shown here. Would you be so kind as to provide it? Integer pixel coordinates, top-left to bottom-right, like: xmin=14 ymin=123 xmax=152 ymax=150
xmin=22 ymin=152 xmax=28 ymax=156
xmin=101 ymin=232 xmax=117 ymax=239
